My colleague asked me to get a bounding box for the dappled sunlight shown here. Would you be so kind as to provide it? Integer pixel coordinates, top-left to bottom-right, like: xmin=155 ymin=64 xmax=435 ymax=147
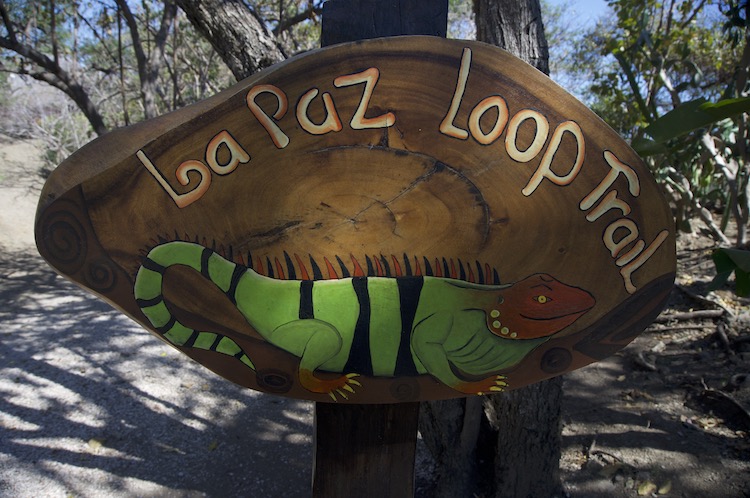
xmin=561 ymin=337 xmax=750 ymax=497
xmin=1 ymin=250 xmax=314 ymax=497
xmin=1 ymin=368 xmax=108 ymax=429
xmin=256 ymin=406 xmax=314 ymax=444
xmin=282 ymin=407 xmax=313 ymax=426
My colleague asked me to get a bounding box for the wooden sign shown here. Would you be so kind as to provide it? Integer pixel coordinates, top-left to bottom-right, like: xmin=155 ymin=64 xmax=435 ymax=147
xmin=35 ymin=37 xmax=676 ymax=404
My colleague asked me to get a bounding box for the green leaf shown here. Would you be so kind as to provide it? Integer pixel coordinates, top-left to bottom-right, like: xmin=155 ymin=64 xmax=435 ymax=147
xmin=719 ymin=248 xmax=750 ymax=272
xmin=631 ymin=136 xmax=668 ymax=156
xmin=707 ymin=248 xmax=750 ymax=297
xmin=643 ymin=98 xmax=708 ymax=143
xmin=737 ymin=267 xmax=750 ymax=297
xmin=699 ymin=97 xmax=750 ymax=121
xmin=643 ymin=97 xmax=750 ymax=144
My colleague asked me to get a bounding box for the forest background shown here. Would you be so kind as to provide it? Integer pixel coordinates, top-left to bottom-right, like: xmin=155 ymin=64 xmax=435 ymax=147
xmin=1 ymin=0 xmax=749 ymax=497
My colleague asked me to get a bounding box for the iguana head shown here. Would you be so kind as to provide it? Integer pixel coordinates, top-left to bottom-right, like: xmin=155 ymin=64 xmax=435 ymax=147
xmin=486 ymin=273 xmax=595 ymax=340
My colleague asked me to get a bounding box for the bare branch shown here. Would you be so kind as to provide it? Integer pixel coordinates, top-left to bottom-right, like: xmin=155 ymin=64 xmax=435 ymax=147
xmin=77 ymin=11 xmax=118 ymax=67
xmin=50 ymin=0 xmax=58 ymax=65
xmin=272 ymin=5 xmax=322 ymax=36
xmin=0 ymin=34 xmax=108 ymax=135
xmin=0 ymin=0 xmax=17 ymax=42
xmin=680 ymin=0 xmax=707 ymax=29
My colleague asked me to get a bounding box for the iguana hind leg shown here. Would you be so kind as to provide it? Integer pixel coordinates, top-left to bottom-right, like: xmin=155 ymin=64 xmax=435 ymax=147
xmin=269 ymin=319 xmax=360 ymax=401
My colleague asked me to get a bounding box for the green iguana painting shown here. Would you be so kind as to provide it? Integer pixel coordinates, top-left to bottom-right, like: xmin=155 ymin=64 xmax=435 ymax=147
xmin=134 ymin=241 xmax=595 ymax=400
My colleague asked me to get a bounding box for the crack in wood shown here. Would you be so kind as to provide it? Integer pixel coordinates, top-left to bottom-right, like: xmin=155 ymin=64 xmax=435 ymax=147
xmin=312 ymin=145 xmax=493 ymax=245
xmin=308 ymin=146 xmax=496 ymax=246
xmin=350 ymin=198 xmax=401 ymax=237
xmin=239 ymin=220 xmax=302 ymax=246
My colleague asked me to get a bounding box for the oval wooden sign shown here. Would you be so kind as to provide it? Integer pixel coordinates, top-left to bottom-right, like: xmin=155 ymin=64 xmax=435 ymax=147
xmin=35 ymin=37 xmax=676 ymax=403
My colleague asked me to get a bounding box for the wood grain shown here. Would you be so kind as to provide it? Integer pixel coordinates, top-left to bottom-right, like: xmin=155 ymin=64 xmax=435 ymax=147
xmin=35 ymin=36 xmax=676 ymax=403
xmin=313 ymin=402 xmax=420 ymax=496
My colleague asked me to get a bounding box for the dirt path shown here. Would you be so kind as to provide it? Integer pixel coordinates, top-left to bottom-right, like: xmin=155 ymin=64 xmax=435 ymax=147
xmin=560 ymin=230 xmax=750 ymax=497
xmin=0 ymin=134 xmax=43 ymax=253
xmin=1 ymin=134 xmax=748 ymax=497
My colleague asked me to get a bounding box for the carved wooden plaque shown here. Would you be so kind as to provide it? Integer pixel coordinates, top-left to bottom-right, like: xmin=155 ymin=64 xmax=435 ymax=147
xmin=35 ymin=37 xmax=676 ymax=403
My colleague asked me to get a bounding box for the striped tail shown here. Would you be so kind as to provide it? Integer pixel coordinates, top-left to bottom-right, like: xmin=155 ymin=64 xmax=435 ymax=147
xmin=134 ymin=241 xmax=255 ymax=370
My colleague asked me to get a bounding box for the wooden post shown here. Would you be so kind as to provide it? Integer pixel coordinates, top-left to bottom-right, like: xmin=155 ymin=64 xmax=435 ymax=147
xmin=313 ymin=402 xmax=420 ymax=496
xmin=312 ymin=2 xmax=447 ymax=496
xmin=321 ymin=0 xmax=447 ymax=46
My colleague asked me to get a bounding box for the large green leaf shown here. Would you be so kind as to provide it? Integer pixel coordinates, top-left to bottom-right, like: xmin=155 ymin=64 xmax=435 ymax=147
xmin=631 ymin=136 xmax=668 ymax=156
xmin=700 ymin=98 xmax=750 ymax=120
xmin=707 ymin=248 xmax=750 ymax=297
xmin=643 ymin=97 xmax=750 ymax=144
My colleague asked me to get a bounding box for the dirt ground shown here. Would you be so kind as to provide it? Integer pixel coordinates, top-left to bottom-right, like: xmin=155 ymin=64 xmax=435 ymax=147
xmin=559 ymin=225 xmax=750 ymax=497
xmin=1 ymin=133 xmax=749 ymax=497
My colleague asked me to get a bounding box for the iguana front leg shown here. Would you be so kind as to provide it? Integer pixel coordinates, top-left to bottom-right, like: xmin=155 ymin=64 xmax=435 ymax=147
xmin=412 ymin=312 xmax=508 ymax=395
xmin=269 ymin=319 xmax=360 ymax=400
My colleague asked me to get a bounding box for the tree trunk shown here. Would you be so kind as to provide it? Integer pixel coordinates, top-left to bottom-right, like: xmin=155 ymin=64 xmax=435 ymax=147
xmin=476 ymin=3 xmax=562 ymax=495
xmin=418 ymin=397 xmax=485 ymax=497
xmin=474 ymin=0 xmax=549 ymax=75
xmin=420 ymin=2 xmax=563 ymax=497
xmin=176 ymin=0 xmax=285 ymax=81
xmin=116 ymin=0 xmax=177 ymax=120
xmin=484 ymin=379 xmax=564 ymax=498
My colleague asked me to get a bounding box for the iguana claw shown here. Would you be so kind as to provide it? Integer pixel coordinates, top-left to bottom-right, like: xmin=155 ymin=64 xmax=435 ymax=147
xmin=456 ymin=374 xmax=509 ymax=395
xmin=302 ymin=370 xmax=362 ymax=401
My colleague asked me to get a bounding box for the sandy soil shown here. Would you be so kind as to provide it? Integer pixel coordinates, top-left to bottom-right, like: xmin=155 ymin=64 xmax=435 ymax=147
xmin=1 ymin=134 xmax=749 ymax=497
xmin=0 ymin=135 xmax=43 ymax=252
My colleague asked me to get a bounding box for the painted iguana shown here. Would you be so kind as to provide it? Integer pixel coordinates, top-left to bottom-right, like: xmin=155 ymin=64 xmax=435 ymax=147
xmin=134 ymin=241 xmax=595 ymax=399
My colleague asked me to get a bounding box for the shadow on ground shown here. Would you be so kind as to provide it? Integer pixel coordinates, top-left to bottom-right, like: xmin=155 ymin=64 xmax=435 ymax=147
xmin=560 ymin=325 xmax=750 ymax=497
xmin=1 ymin=250 xmax=314 ymax=497
xmin=3 ymin=249 xmax=749 ymax=497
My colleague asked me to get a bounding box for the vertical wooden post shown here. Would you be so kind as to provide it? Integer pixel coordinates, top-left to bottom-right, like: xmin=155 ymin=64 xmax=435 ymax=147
xmin=312 ymin=2 xmax=447 ymax=496
xmin=313 ymin=402 xmax=421 ymax=496
xmin=321 ymin=0 xmax=447 ymax=46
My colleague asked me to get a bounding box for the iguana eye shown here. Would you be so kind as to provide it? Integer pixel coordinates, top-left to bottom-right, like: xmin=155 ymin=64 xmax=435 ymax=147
xmin=534 ymin=295 xmax=551 ymax=304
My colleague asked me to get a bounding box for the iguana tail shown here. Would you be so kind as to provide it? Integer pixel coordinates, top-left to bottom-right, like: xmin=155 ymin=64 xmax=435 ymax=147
xmin=134 ymin=241 xmax=255 ymax=370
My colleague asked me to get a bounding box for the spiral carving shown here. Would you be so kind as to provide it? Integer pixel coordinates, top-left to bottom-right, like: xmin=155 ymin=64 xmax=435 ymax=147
xmin=390 ymin=378 xmax=420 ymax=402
xmin=39 ymin=208 xmax=88 ymax=274
xmin=84 ymin=257 xmax=118 ymax=294
xmin=256 ymin=369 xmax=293 ymax=394
xmin=540 ymin=347 xmax=572 ymax=374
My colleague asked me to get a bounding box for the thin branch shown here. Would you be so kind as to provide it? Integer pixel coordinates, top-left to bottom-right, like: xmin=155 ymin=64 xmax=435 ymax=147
xmin=654 ymin=309 xmax=725 ymax=323
xmin=0 ymin=0 xmax=17 ymax=42
xmin=0 ymin=33 xmax=108 ymax=135
xmin=614 ymin=51 xmax=654 ymax=123
xmin=680 ymin=0 xmax=707 ymax=29
xmin=701 ymin=133 xmax=744 ymax=246
xmin=665 ymin=167 xmax=732 ymax=245
xmin=647 ymin=324 xmax=712 ymax=332
xmin=272 ymin=5 xmax=322 ymax=36
xmin=77 ymin=11 xmax=119 ymax=66
xmin=115 ymin=0 xmax=158 ymax=118
xmin=50 ymin=0 xmax=58 ymax=65
xmin=665 ymin=0 xmax=675 ymax=37
xmin=14 ymin=66 xmax=69 ymax=95
xmin=675 ymin=283 xmax=734 ymax=316
xmin=114 ymin=0 xmax=146 ymax=68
